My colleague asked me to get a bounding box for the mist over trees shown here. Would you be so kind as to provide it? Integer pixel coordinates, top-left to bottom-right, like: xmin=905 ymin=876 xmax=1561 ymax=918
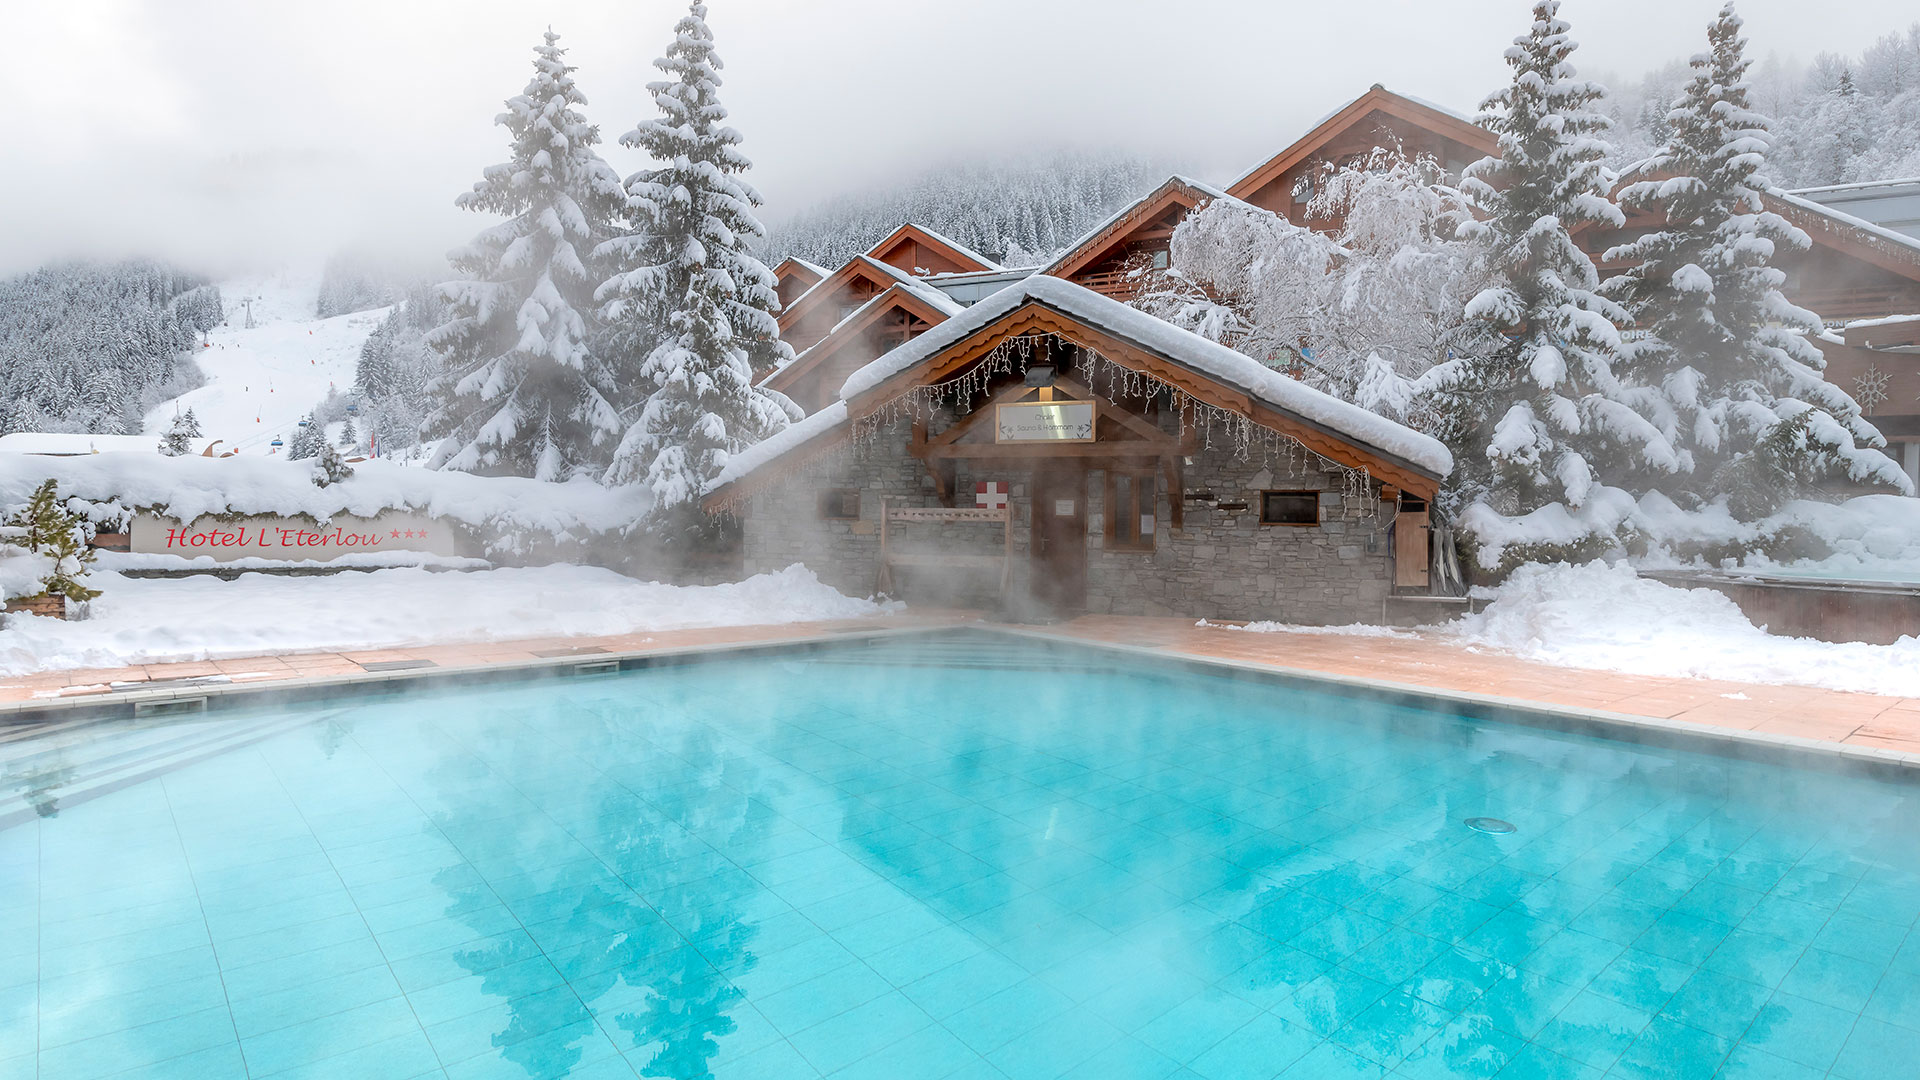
xmin=763 ymin=151 xmax=1164 ymax=268
xmin=0 ymin=260 xmax=217 ymax=438
xmin=1604 ymin=21 xmax=1920 ymax=185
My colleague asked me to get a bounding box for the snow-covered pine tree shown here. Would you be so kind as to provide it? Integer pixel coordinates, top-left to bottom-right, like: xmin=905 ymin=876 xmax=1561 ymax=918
xmin=424 ymin=30 xmax=627 ymax=480
xmin=157 ymin=408 xmax=200 ymax=455
xmin=287 ymin=414 xmax=320 ymax=460
xmin=1604 ymin=4 xmax=1910 ymax=517
xmin=338 ymin=418 xmax=357 ymax=449
xmin=597 ymin=2 xmax=795 ymax=504
xmin=1427 ymin=0 xmax=1679 ymax=559
xmin=2 ymin=480 xmax=101 ymax=604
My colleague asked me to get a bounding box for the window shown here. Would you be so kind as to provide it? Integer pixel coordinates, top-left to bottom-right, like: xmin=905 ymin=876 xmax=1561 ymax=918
xmin=817 ymin=489 xmax=860 ymax=520
xmin=1259 ymin=490 xmax=1320 ymax=526
xmin=1106 ymin=470 xmax=1157 ymax=551
xmin=1150 ymin=249 xmax=1169 ymax=269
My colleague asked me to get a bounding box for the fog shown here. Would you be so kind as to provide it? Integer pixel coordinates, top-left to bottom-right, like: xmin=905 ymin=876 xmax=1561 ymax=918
xmin=4 ymin=0 xmax=1911 ymax=276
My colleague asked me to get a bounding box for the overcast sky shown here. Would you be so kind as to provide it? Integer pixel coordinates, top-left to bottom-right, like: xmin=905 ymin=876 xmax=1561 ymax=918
xmin=3 ymin=0 xmax=1912 ymax=277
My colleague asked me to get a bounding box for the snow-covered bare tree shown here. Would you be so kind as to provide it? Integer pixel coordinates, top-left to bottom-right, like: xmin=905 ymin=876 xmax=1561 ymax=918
xmin=1604 ymin=4 xmax=1911 ymax=516
xmin=597 ymin=2 xmax=795 ymax=505
xmin=1137 ymin=147 xmax=1496 ymax=433
xmin=1427 ymin=0 xmax=1679 ymax=556
xmin=424 ymin=30 xmax=627 ymax=480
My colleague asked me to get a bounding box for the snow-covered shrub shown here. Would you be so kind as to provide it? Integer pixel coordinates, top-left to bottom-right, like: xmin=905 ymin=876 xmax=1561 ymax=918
xmin=1 ymin=480 xmax=101 ymax=604
xmin=1138 ymin=146 xmax=1495 ymax=429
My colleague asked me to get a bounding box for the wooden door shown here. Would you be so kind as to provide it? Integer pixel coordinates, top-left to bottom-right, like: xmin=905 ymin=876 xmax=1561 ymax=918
xmin=1029 ymin=468 xmax=1087 ymax=612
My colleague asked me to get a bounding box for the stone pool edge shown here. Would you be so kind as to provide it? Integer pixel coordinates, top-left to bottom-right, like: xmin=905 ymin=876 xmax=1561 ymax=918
xmin=988 ymin=624 xmax=1920 ymax=780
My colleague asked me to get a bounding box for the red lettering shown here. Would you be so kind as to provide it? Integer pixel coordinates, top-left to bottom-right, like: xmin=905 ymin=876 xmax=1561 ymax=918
xmin=165 ymin=528 xmax=188 ymax=547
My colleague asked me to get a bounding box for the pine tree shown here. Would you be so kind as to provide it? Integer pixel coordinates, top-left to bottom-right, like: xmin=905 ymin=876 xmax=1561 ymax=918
xmin=1604 ymin=4 xmax=1910 ymax=517
xmin=1427 ymin=0 xmax=1679 ymax=549
xmin=597 ymin=2 xmax=794 ymax=502
xmin=3 ymin=480 xmax=101 ymax=604
xmin=424 ymin=30 xmax=627 ymax=480
xmin=157 ymin=408 xmax=200 ymax=456
xmin=288 ymin=414 xmax=320 ymax=460
xmin=338 ymin=418 xmax=357 ymax=449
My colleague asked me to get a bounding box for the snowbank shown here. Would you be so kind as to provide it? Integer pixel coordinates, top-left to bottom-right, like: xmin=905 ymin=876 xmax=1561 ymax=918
xmin=1465 ymin=489 xmax=1920 ymax=577
xmin=1446 ymin=561 xmax=1920 ymax=698
xmin=0 ymin=564 xmax=894 ymax=677
xmin=0 ymin=453 xmax=651 ymax=556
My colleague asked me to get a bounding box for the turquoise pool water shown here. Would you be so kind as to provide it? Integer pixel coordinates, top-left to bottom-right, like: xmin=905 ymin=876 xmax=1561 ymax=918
xmin=3 ymin=635 xmax=1918 ymax=1080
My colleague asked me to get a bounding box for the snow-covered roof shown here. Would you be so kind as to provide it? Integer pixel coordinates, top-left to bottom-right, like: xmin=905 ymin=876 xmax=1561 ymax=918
xmin=0 ymin=433 xmax=219 ymax=457
xmin=710 ymin=401 xmax=848 ymax=492
xmin=788 ymin=256 xmax=830 ymax=277
xmin=780 ymin=254 xmax=924 ymax=324
xmin=839 ymin=275 xmax=1451 ymax=478
xmin=1224 ymin=84 xmax=1487 ymax=193
xmin=1789 ymin=177 xmax=1920 ymax=197
xmin=884 ymin=223 xmax=1003 ymax=273
xmin=795 ymin=280 xmax=966 ymax=365
xmin=1768 ymin=188 xmax=1920 ymax=261
xmin=1039 ymin=175 xmax=1235 ymax=278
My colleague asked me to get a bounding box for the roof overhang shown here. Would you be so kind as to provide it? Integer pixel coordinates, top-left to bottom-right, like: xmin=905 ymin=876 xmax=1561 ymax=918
xmin=1225 ymin=85 xmax=1497 ymax=203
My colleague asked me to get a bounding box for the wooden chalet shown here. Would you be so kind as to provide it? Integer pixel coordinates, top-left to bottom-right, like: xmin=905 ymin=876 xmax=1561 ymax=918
xmin=1040 ymin=176 xmax=1235 ymax=301
xmin=771 ymin=256 xmax=827 ymax=310
xmin=760 ymin=280 xmax=963 ymax=415
xmin=775 ymin=225 xmax=1004 ymax=355
xmin=712 ymin=275 xmax=1451 ymax=622
xmin=1225 ymin=84 xmax=1496 ymax=227
xmin=863 ymin=223 xmax=1001 ymax=277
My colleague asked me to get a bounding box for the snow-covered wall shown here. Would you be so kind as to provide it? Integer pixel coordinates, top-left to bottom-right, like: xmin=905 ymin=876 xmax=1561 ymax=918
xmin=0 ymin=452 xmax=651 ymax=562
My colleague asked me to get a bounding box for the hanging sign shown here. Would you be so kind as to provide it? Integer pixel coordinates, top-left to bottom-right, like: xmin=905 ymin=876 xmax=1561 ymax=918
xmin=995 ymin=401 xmax=1095 ymax=443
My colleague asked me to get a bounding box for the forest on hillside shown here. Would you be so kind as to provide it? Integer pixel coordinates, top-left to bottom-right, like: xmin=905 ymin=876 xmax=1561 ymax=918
xmin=0 ymin=261 xmax=218 ymax=438
xmin=761 ymin=151 xmax=1162 ymax=270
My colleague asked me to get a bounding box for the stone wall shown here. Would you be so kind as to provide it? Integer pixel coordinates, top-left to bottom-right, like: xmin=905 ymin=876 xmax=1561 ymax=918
xmin=739 ymin=415 xmax=1398 ymax=624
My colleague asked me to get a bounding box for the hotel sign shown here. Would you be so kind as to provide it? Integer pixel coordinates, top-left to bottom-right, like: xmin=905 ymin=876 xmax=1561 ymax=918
xmin=130 ymin=511 xmax=463 ymax=562
xmin=995 ymin=401 xmax=1095 ymax=443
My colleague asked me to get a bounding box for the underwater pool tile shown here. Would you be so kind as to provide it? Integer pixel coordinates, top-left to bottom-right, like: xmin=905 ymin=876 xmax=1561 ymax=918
xmin=1775 ymin=946 xmax=1884 ymax=1012
xmin=1389 ymin=1012 xmax=1520 ymax=1080
xmin=1735 ymin=990 xmax=1858 ymax=1071
xmin=1463 ymin=969 xmax=1583 ymax=1041
xmin=1326 ymin=988 xmax=1451 ymax=1068
xmin=1185 ymin=1011 xmax=1318 ymax=1080
xmin=35 ymin=1003 xmax=238 ymax=1080
xmin=1529 ymin=989 xmax=1650 ymax=1071
xmin=1486 ymin=1043 xmax=1601 ymax=1079
xmin=1276 ymin=1040 xmax=1389 ymax=1078
xmin=1607 ymin=1016 xmax=1733 ymax=1080
xmin=784 ymin=990 xmax=935 ymax=1075
xmin=1830 ymin=1015 xmax=1920 ymax=1080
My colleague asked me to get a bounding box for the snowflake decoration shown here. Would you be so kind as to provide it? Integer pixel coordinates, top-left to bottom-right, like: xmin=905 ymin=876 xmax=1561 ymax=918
xmin=1853 ymin=365 xmax=1891 ymax=414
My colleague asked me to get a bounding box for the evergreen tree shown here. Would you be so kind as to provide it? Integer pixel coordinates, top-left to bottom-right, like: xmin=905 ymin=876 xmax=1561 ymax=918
xmin=1426 ymin=0 xmax=1679 ymax=548
xmin=597 ymin=2 xmax=794 ymax=502
xmin=424 ymin=30 xmax=627 ymax=480
xmin=338 ymin=418 xmax=358 ymax=449
xmin=3 ymin=480 xmax=101 ymax=604
xmin=1605 ymin=4 xmax=1910 ymax=516
xmin=288 ymin=414 xmax=320 ymax=460
xmin=158 ymin=408 xmax=200 ymax=456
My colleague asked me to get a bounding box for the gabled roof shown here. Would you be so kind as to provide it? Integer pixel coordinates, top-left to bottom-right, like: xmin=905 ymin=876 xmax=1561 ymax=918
xmin=761 ymin=280 xmax=964 ymax=400
xmin=777 ymin=254 xmax=925 ymax=336
xmin=1765 ymin=188 xmax=1920 ymax=281
xmin=865 ymin=223 xmax=1001 ymax=275
xmin=1040 ymin=175 xmax=1235 ymax=281
xmin=772 ymin=256 xmax=828 ymax=285
xmin=1225 ymin=84 xmax=1496 ymax=202
xmin=707 ymin=275 xmax=1450 ymax=507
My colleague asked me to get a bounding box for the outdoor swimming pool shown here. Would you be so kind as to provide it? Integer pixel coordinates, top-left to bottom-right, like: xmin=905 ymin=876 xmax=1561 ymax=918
xmin=3 ymin=632 xmax=1917 ymax=1080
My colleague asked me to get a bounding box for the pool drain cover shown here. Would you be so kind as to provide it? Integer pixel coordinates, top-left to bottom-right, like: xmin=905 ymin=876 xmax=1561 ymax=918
xmin=1465 ymin=817 xmax=1517 ymax=834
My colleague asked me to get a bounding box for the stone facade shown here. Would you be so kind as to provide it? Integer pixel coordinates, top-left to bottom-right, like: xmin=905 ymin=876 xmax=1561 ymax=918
xmin=739 ymin=414 xmax=1398 ymax=625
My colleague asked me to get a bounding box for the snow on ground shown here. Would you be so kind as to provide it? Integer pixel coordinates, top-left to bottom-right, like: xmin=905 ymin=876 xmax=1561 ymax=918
xmin=1444 ymin=561 xmax=1920 ymax=698
xmin=0 ymin=564 xmax=895 ymax=678
xmin=143 ymin=272 xmax=388 ymax=456
xmin=1216 ymin=561 xmax=1920 ymax=699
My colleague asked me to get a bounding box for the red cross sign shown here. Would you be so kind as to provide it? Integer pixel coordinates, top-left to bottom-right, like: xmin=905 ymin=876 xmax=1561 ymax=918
xmin=975 ymin=481 xmax=1008 ymax=510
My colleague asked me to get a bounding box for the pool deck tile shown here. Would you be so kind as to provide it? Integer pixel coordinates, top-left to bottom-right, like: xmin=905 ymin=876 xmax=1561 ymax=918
xmin=2 ymin=611 xmax=1916 ymax=759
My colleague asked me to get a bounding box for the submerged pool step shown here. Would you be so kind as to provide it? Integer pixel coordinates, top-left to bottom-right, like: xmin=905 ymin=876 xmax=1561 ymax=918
xmin=0 ymin=710 xmax=324 ymax=827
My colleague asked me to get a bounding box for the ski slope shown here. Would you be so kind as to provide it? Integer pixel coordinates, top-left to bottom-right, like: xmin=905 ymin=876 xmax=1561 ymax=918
xmin=143 ymin=272 xmax=391 ymax=457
